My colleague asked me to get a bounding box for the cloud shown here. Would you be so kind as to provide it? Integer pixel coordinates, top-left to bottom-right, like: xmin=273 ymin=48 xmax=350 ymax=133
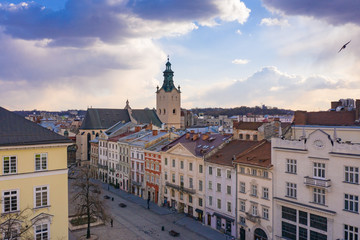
xmin=232 ymin=59 xmax=249 ymax=64
xmin=236 ymin=29 xmax=242 ymax=35
xmin=190 ymin=66 xmax=356 ymax=110
xmin=262 ymin=0 xmax=360 ymax=26
xmin=260 ymin=17 xmax=289 ymax=26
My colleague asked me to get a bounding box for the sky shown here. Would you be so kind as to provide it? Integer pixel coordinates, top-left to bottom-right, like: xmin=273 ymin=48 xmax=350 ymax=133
xmin=0 ymin=0 xmax=359 ymax=111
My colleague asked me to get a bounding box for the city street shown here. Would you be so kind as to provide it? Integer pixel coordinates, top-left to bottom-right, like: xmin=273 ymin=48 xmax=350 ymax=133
xmin=68 ymin=178 xmax=229 ymax=240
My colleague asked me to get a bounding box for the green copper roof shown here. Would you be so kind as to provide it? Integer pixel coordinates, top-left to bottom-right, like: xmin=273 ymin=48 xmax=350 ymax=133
xmin=159 ymin=58 xmax=179 ymax=93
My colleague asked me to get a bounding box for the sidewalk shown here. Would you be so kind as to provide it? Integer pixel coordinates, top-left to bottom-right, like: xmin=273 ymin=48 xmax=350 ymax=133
xmin=95 ymin=180 xmax=231 ymax=240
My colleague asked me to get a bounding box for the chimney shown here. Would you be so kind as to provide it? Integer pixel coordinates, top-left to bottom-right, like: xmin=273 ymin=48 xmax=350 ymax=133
xmin=356 ymin=99 xmax=360 ymax=120
xmin=135 ymin=126 xmax=141 ymax=132
xmin=186 ymin=133 xmax=190 ymax=139
xmin=192 ymin=134 xmax=198 ymax=141
xmin=331 ymin=101 xmax=341 ymax=109
xmin=202 ymin=134 xmax=209 ymax=141
xmin=152 ymin=130 xmax=158 ymax=136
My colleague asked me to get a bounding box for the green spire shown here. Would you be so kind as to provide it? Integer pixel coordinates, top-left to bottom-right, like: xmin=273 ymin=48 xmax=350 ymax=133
xmin=160 ymin=57 xmax=177 ymax=92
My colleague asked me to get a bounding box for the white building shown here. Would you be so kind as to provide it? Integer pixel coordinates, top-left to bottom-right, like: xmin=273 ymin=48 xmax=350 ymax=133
xmin=272 ymin=129 xmax=360 ymax=239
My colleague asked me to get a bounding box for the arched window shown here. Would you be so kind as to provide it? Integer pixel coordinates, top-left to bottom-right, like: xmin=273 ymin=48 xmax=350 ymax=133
xmin=173 ymin=109 xmax=176 ymax=114
xmin=164 ymin=109 xmax=166 ymax=114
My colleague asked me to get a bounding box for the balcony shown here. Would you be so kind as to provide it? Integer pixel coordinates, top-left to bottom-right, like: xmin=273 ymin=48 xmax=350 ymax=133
xmin=304 ymin=176 xmax=331 ymax=188
xmin=245 ymin=212 xmax=260 ymax=223
xmin=97 ymin=164 xmax=108 ymax=170
xmin=165 ymin=182 xmax=196 ymax=194
xmin=132 ymin=180 xmax=142 ymax=187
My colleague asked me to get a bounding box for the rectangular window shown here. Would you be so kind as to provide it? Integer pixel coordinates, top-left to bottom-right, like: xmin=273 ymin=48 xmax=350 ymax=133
xmin=217 ymin=183 xmax=221 ymax=192
xmin=282 ymin=206 xmax=297 ymax=222
xmin=199 ymin=198 xmax=203 ymax=207
xmin=2 ymin=190 xmax=18 ymax=213
xmin=239 ymin=134 xmax=243 ymax=139
xmin=180 ymin=161 xmax=184 ymax=169
xmin=172 ymin=174 xmax=175 ymax=183
xmin=227 ymin=186 xmax=231 ymax=195
xmin=313 ymin=188 xmax=326 ymax=205
xmin=253 ymin=135 xmax=258 ymax=141
xmin=263 ymin=171 xmax=268 ymax=178
xmin=189 ymin=178 xmax=193 ymax=188
xmin=240 ymin=216 xmax=246 ymax=225
xmin=165 ymin=158 xmax=168 ymax=165
xmin=226 ymin=170 xmax=231 ymax=179
xmin=35 ymin=186 xmax=48 ymax=208
xmin=299 ymin=211 xmax=307 ymax=225
xmin=310 ymin=231 xmax=327 ymax=240
xmin=310 ymin=214 xmax=327 ymax=232
xmin=345 ymin=166 xmax=359 ymax=184
xmin=3 ymin=156 xmax=17 ymax=174
xmin=262 ymin=187 xmax=269 ymax=199
xmin=344 ymin=224 xmax=359 ymax=240
xmin=240 ymin=200 xmax=245 ymax=212
xmin=240 ymin=167 xmax=245 ymax=174
xmin=35 ymin=223 xmax=49 ymax=240
xmin=252 ymin=169 xmax=257 ymax=176
xmin=286 ymin=182 xmax=297 ymax=198
xmin=209 ymin=166 xmax=212 ymax=175
xmin=172 ymin=159 xmax=175 ymax=168
xmin=240 ymin=182 xmax=245 ymax=193
xmin=199 ymin=180 xmax=203 ymax=191
xmin=227 ymin=202 xmax=231 ymax=213
xmin=180 ymin=192 xmax=183 ymax=200
xmin=282 ymin=221 xmax=296 ymax=240
xmin=199 ymin=165 xmax=203 ymax=173
xmin=217 ymin=168 xmax=221 ymax=177
xmin=313 ymin=162 xmax=326 ymax=179
xmin=209 ymin=196 xmax=213 ymax=206
xmin=189 ymin=162 xmax=193 ymax=171
xmin=286 ymin=159 xmax=297 ymax=174
xmin=299 ymin=227 xmax=307 ymax=240
xmin=251 ymin=185 xmax=257 ymax=197
xmin=180 ymin=175 xmax=184 ymax=187
xmin=246 ymin=134 xmax=250 ymax=140
xmin=164 ymin=172 xmax=168 ymax=181
xmin=251 ymin=205 xmax=258 ymax=216
xmin=189 ymin=195 xmax=192 ymax=203
xmin=217 ymin=199 xmax=221 ymax=209
xmin=263 ymin=207 xmax=269 ymax=220
xmin=208 ymin=181 xmax=212 ymax=190
xmin=345 ymin=194 xmax=359 ymax=213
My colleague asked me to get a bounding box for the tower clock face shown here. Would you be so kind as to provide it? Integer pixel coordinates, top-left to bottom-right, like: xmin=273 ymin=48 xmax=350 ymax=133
xmin=313 ymin=139 xmax=325 ymax=149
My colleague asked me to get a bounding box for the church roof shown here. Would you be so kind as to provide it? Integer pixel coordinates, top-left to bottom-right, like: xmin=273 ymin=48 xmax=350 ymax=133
xmin=0 ymin=107 xmax=72 ymax=146
xmin=80 ymin=109 xmax=130 ymax=130
xmin=80 ymin=108 xmax=162 ymax=130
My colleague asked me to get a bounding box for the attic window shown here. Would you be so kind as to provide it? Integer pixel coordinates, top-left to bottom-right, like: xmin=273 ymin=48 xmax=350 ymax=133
xmin=198 ymin=145 xmax=202 ymax=148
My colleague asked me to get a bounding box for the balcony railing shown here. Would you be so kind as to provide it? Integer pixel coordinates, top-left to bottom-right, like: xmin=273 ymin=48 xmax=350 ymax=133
xmin=304 ymin=176 xmax=331 ymax=188
xmin=245 ymin=212 xmax=260 ymax=223
xmin=165 ymin=182 xmax=196 ymax=194
xmin=97 ymin=164 xmax=108 ymax=170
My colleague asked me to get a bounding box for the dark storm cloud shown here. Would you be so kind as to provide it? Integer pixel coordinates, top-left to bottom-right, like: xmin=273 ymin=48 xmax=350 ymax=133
xmin=262 ymin=0 xmax=360 ymax=26
xmin=126 ymin=0 xmax=218 ymax=21
xmin=0 ymin=0 xmax=130 ymax=45
xmin=0 ymin=0 xmax=226 ymax=47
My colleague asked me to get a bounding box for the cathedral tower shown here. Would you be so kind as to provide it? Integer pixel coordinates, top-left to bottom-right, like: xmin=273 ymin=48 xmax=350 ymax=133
xmin=156 ymin=58 xmax=181 ymax=129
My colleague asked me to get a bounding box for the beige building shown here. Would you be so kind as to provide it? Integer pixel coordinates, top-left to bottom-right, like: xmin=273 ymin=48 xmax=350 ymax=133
xmin=234 ymin=140 xmax=273 ymax=240
xmin=156 ymin=58 xmax=181 ymax=129
xmin=161 ymin=132 xmax=231 ymax=222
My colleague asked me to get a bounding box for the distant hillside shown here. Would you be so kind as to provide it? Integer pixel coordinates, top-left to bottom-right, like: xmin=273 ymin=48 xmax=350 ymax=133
xmin=190 ymin=106 xmax=293 ymax=117
xmin=14 ymin=110 xmax=87 ymax=118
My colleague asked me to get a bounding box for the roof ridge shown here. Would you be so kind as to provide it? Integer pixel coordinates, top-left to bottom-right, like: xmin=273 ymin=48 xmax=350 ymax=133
xmin=235 ymin=140 xmax=267 ymax=159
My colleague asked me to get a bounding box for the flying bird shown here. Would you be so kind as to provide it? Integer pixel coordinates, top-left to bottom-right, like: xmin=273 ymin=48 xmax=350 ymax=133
xmin=338 ymin=40 xmax=351 ymax=53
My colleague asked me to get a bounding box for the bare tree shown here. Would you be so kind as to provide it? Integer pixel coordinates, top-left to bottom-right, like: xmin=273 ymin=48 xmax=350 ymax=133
xmin=72 ymin=166 xmax=108 ymax=239
xmin=0 ymin=208 xmax=40 ymax=240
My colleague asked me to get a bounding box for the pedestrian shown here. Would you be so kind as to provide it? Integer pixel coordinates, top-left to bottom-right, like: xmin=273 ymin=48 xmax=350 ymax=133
xmin=147 ymin=198 xmax=150 ymax=209
xmin=110 ymin=218 xmax=113 ymax=227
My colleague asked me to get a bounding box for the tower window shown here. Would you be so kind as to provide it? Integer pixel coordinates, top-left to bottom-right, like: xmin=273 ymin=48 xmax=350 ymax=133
xmin=163 ymin=109 xmax=166 ymax=114
xmin=159 ymin=109 xmax=161 ymax=114
xmin=173 ymin=109 xmax=176 ymax=114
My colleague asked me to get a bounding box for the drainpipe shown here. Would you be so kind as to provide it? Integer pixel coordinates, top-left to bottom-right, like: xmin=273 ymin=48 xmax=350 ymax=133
xmin=235 ymin=163 xmax=238 ymax=239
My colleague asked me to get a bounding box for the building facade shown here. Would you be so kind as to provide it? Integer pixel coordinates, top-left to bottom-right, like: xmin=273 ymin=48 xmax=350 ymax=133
xmin=0 ymin=107 xmax=72 ymax=240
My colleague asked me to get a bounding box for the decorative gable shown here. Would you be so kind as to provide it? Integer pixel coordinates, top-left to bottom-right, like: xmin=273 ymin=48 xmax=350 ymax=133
xmin=166 ymin=143 xmax=194 ymax=157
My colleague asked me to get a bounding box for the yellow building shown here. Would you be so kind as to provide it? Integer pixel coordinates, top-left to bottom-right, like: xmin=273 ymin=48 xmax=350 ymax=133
xmin=0 ymin=107 xmax=72 ymax=240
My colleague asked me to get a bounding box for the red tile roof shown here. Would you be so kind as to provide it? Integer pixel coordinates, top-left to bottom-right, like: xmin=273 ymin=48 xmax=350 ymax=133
xmin=294 ymin=111 xmax=357 ymax=126
xmin=233 ymin=140 xmax=271 ymax=168
xmin=233 ymin=121 xmax=264 ymax=130
xmin=206 ymin=140 xmax=260 ymax=167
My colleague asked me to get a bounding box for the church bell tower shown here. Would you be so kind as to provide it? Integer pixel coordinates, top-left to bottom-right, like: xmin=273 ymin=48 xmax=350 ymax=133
xmin=156 ymin=58 xmax=181 ymax=129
